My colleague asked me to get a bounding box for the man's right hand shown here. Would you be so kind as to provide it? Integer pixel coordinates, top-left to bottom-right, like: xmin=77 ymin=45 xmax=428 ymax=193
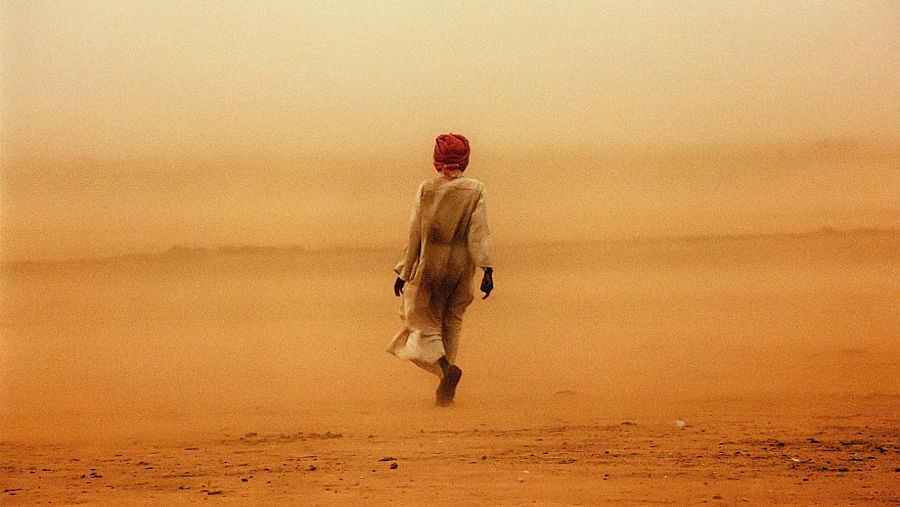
xmin=394 ymin=277 xmax=406 ymax=296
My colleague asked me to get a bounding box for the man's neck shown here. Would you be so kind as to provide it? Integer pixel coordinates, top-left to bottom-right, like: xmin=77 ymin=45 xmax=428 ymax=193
xmin=439 ymin=169 xmax=465 ymax=179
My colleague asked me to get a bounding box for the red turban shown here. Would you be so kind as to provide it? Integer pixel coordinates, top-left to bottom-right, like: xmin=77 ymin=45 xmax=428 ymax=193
xmin=433 ymin=133 xmax=470 ymax=172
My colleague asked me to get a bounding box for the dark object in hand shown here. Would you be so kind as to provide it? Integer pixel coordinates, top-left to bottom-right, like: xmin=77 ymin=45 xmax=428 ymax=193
xmin=480 ymin=267 xmax=493 ymax=299
xmin=394 ymin=277 xmax=406 ymax=296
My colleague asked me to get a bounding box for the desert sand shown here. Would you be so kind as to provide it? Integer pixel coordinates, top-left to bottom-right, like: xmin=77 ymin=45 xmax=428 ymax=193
xmin=1 ymin=231 xmax=898 ymax=505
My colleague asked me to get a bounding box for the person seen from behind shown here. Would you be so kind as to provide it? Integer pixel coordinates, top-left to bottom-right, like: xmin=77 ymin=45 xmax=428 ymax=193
xmin=386 ymin=133 xmax=494 ymax=406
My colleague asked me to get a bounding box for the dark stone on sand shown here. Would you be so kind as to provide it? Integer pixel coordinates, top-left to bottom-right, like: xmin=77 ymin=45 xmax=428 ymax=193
xmin=244 ymin=432 xmax=258 ymax=438
xmin=809 ymin=438 xmax=821 ymax=444
xmin=379 ymin=457 xmax=397 ymax=462
xmin=240 ymin=478 xmax=248 ymax=482
xmin=837 ymin=468 xmax=849 ymax=472
xmin=390 ymin=462 xmax=398 ymax=470
xmin=308 ymin=465 xmax=317 ymax=471
xmin=207 ymin=490 xmax=224 ymax=495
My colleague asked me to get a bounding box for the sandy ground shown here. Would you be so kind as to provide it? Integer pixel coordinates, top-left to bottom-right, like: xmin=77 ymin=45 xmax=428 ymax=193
xmin=2 ymin=231 xmax=898 ymax=504
xmin=1 ymin=395 xmax=899 ymax=505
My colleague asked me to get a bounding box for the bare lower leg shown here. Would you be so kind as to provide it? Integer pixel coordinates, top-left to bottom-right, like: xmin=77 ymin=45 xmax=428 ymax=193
xmin=435 ymin=356 xmax=462 ymax=407
xmin=438 ymin=356 xmax=451 ymax=375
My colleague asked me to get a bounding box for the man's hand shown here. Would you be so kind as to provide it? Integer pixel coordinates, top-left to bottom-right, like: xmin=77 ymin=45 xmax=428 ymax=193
xmin=394 ymin=277 xmax=406 ymax=296
xmin=480 ymin=267 xmax=493 ymax=299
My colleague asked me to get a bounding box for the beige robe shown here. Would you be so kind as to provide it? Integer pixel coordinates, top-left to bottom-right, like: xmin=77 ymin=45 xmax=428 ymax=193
xmin=386 ymin=175 xmax=493 ymax=376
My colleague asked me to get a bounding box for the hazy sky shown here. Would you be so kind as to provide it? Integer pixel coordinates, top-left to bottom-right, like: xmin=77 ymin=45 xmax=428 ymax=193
xmin=2 ymin=1 xmax=899 ymax=261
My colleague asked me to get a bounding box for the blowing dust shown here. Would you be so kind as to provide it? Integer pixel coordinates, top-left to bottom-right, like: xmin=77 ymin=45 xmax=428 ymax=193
xmin=2 ymin=230 xmax=897 ymax=443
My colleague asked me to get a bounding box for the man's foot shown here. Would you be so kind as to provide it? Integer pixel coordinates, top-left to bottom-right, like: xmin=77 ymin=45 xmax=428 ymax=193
xmin=435 ymin=365 xmax=462 ymax=407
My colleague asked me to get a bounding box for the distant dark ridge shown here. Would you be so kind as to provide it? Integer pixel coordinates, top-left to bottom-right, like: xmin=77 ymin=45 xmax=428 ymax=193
xmin=1 ymin=244 xmax=338 ymax=271
xmin=657 ymin=226 xmax=900 ymax=244
xmin=2 ymin=227 xmax=898 ymax=271
xmin=163 ymin=244 xmax=318 ymax=258
xmin=501 ymin=227 xmax=900 ymax=251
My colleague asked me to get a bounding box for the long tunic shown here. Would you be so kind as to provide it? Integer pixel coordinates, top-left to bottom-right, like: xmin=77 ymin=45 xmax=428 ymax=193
xmin=386 ymin=175 xmax=493 ymax=376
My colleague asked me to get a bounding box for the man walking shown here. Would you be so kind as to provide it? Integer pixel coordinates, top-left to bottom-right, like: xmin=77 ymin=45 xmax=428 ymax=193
xmin=387 ymin=133 xmax=494 ymax=406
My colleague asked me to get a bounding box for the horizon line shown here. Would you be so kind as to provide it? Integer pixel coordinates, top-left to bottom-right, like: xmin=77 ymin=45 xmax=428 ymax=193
xmin=2 ymin=226 xmax=897 ymax=270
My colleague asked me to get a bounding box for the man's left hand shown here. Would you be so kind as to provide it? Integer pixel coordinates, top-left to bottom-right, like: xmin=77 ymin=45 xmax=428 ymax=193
xmin=480 ymin=267 xmax=493 ymax=299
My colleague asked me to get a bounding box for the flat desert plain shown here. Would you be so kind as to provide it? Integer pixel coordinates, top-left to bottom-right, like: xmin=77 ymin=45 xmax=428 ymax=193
xmin=2 ymin=231 xmax=898 ymax=505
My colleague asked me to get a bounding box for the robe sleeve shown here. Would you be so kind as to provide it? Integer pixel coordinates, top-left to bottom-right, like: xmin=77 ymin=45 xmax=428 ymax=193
xmin=467 ymin=184 xmax=493 ymax=268
xmin=395 ymin=182 xmax=425 ymax=281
